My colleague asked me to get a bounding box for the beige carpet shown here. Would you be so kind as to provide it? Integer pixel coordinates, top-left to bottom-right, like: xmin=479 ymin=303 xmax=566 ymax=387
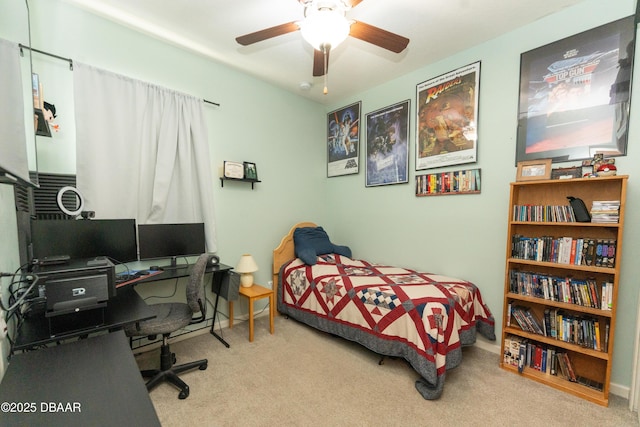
xmin=134 ymin=316 xmax=638 ymax=427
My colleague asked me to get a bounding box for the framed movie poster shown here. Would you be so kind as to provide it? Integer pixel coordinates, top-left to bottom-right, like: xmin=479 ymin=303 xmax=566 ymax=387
xmin=416 ymin=61 xmax=480 ymax=170
xmin=516 ymin=15 xmax=635 ymax=163
xmin=327 ymin=101 xmax=361 ymax=177
xmin=365 ymin=100 xmax=410 ymax=187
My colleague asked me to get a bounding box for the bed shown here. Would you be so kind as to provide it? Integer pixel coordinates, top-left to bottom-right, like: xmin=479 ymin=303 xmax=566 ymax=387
xmin=272 ymin=222 xmax=496 ymax=400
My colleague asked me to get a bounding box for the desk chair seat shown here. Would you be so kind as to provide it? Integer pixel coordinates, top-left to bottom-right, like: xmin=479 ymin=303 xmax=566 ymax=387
xmin=125 ymin=253 xmax=213 ymax=399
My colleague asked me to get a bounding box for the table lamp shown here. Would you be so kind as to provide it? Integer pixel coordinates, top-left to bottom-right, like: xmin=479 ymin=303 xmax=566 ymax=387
xmin=235 ymin=254 xmax=258 ymax=287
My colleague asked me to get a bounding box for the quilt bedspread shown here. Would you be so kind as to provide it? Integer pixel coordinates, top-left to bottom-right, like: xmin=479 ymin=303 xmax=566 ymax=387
xmin=278 ymin=254 xmax=495 ymax=399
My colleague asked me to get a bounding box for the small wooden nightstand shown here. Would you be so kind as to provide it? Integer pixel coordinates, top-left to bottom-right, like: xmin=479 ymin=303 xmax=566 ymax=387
xmin=228 ymin=283 xmax=274 ymax=342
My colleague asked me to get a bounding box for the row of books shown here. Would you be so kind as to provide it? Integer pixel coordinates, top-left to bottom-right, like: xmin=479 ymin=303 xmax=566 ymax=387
xmin=511 ymin=235 xmax=616 ymax=268
xmin=591 ymin=200 xmax=620 ymax=224
xmin=503 ymin=335 xmax=603 ymax=391
xmin=508 ymin=270 xmax=613 ymax=310
xmin=507 ymin=304 xmax=608 ymax=351
xmin=415 ymin=169 xmax=480 ymax=195
xmin=513 ymin=204 xmax=576 ymax=222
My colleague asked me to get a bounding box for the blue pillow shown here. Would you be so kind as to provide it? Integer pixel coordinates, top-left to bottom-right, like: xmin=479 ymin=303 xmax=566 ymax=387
xmin=293 ymin=226 xmax=352 ymax=265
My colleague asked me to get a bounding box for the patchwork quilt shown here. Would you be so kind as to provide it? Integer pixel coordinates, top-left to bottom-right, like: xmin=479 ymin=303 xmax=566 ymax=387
xmin=278 ymin=254 xmax=495 ymax=399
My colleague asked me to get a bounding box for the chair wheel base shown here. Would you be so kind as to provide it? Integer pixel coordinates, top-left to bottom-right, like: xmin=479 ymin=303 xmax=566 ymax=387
xmin=178 ymin=386 xmax=189 ymax=400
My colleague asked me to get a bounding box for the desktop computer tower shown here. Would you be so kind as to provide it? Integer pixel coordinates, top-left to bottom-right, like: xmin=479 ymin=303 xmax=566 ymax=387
xmin=32 ymin=258 xmax=116 ymax=317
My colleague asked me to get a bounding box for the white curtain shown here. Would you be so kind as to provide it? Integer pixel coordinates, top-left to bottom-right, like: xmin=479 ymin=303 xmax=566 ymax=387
xmin=73 ymin=62 xmax=217 ymax=251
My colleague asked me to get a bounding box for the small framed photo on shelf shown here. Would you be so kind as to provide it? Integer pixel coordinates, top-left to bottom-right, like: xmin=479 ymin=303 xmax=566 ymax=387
xmin=551 ymin=166 xmax=582 ymax=180
xmin=243 ymin=162 xmax=258 ymax=180
xmin=516 ymin=159 xmax=552 ymax=181
xmin=223 ymin=161 xmax=244 ymax=179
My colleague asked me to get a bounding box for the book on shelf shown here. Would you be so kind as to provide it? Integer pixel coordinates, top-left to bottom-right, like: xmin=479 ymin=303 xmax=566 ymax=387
xmin=518 ymin=341 xmax=527 ymax=373
xmin=562 ymin=353 xmax=577 ymax=382
xmin=601 ymin=282 xmax=613 ymax=310
xmin=556 ymin=352 xmax=577 ymax=382
xmin=590 ymin=200 xmax=620 ymax=224
xmin=548 ymin=348 xmax=557 ymax=376
xmin=511 ymin=306 xmax=544 ymax=335
xmin=503 ymin=335 xmax=524 ymax=368
xmin=576 ymin=376 xmax=604 ymax=392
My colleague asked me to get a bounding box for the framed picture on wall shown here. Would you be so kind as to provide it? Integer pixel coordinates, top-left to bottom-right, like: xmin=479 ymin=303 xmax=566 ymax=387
xmin=415 ymin=61 xmax=480 ymax=170
xmin=243 ymin=161 xmax=258 ymax=180
xmin=327 ymin=101 xmax=361 ymax=177
xmin=515 ymin=15 xmax=635 ymax=164
xmin=365 ymin=100 xmax=410 ymax=187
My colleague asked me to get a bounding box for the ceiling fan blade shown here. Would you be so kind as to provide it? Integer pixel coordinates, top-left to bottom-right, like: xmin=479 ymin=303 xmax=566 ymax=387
xmin=236 ymin=22 xmax=299 ymax=46
xmin=349 ymin=21 xmax=409 ymax=53
xmin=313 ymin=49 xmax=329 ymax=77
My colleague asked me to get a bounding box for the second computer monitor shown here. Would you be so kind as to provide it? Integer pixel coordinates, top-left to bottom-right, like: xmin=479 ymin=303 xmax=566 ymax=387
xmin=137 ymin=223 xmax=206 ymax=269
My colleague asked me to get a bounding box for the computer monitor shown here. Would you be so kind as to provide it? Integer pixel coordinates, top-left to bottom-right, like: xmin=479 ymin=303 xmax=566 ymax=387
xmin=30 ymin=219 xmax=138 ymax=263
xmin=137 ymin=223 xmax=206 ymax=269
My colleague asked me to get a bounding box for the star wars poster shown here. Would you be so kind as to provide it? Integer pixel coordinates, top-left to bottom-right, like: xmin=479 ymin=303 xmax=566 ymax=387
xmin=365 ymin=100 xmax=410 ymax=187
xmin=416 ymin=61 xmax=480 ymax=170
xmin=327 ymin=102 xmax=360 ymax=177
xmin=516 ymin=16 xmax=634 ymax=163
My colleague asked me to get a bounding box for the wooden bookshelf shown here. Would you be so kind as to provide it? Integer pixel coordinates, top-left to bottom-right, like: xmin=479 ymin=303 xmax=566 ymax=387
xmin=499 ymin=175 xmax=627 ymax=406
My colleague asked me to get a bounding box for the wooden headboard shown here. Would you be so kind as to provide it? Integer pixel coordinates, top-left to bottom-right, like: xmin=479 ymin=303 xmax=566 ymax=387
xmin=272 ymin=221 xmax=317 ymax=301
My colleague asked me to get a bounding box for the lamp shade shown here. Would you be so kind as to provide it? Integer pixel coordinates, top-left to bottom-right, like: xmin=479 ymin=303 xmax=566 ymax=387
xmin=299 ymin=8 xmax=351 ymax=51
xmin=236 ymin=254 xmax=258 ymax=287
xmin=235 ymin=254 xmax=258 ymax=273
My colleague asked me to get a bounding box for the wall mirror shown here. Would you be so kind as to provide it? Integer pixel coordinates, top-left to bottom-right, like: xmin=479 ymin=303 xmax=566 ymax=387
xmin=0 ymin=0 xmax=39 ymax=187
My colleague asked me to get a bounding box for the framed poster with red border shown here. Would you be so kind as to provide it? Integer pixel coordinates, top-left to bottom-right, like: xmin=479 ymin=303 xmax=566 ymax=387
xmin=416 ymin=61 xmax=480 ymax=170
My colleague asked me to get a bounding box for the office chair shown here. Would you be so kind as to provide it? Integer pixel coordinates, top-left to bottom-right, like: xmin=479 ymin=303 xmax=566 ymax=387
xmin=124 ymin=253 xmax=212 ymax=399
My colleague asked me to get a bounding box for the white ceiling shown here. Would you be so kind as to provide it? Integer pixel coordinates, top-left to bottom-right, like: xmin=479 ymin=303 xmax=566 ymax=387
xmin=63 ymin=0 xmax=586 ymax=105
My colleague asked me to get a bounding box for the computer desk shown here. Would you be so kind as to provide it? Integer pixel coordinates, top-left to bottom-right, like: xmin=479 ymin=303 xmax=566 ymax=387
xmin=14 ymin=262 xmax=234 ymax=352
xmin=0 ymin=330 xmax=161 ymax=427
xmin=130 ymin=262 xmax=235 ymax=348
xmin=13 ymin=286 xmax=156 ymax=351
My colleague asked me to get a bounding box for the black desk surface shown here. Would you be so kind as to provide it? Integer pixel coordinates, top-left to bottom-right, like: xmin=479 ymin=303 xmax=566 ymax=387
xmin=14 ymin=287 xmax=155 ymax=351
xmin=131 ymin=262 xmax=232 ymax=285
xmin=0 ymin=330 xmax=161 ymax=427
xmin=14 ymin=263 xmax=233 ymax=351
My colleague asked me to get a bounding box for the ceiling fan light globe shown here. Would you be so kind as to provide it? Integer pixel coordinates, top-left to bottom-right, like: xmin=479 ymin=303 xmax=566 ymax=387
xmin=300 ymin=9 xmax=350 ymax=50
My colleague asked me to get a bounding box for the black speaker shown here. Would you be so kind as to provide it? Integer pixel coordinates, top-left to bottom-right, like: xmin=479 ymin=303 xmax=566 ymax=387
xmin=218 ymin=271 xmax=240 ymax=301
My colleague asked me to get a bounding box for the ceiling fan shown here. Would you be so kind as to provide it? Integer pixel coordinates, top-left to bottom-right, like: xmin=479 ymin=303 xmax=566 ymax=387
xmin=235 ymin=0 xmax=409 ymax=92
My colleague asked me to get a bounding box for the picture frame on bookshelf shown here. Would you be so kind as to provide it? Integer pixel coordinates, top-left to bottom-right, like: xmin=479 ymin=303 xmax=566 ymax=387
xmin=515 ymin=16 xmax=635 ymax=164
xmin=516 ymin=159 xmax=552 ymax=181
xmin=551 ymin=166 xmax=582 ymax=180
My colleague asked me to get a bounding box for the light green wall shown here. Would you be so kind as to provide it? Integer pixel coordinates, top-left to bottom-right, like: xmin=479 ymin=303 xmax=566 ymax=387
xmin=324 ymin=0 xmax=640 ymax=392
xmin=0 ymin=0 xmax=638 ymax=395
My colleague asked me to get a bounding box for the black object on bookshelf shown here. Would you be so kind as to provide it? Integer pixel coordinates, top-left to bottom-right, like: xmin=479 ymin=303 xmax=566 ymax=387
xmin=567 ymin=196 xmax=591 ymax=222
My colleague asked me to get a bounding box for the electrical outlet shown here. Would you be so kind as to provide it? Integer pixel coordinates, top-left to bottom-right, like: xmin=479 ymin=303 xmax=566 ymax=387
xmin=267 ymin=280 xmax=273 ymax=288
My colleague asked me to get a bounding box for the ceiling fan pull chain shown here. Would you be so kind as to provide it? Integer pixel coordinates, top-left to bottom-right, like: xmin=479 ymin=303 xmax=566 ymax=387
xmin=323 ymin=43 xmax=329 ymax=94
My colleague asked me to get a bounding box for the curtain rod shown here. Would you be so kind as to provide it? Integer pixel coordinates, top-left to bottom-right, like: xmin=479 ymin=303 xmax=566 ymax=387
xmin=19 ymin=44 xmax=73 ymax=70
xmin=17 ymin=43 xmax=221 ymax=107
